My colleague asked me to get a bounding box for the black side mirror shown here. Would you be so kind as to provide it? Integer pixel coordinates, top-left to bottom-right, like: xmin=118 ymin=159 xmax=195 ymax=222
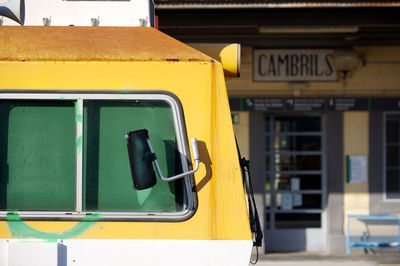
xmin=126 ymin=129 xmax=201 ymax=189
xmin=126 ymin=129 xmax=157 ymax=190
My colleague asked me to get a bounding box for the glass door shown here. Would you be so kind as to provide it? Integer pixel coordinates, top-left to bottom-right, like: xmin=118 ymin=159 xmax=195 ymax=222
xmin=264 ymin=115 xmax=326 ymax=252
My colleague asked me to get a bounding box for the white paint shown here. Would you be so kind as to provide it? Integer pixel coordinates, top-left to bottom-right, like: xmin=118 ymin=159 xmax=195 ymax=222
xmin=305 ymin=228 xmax=325 ymax=251
xmin=75 ymin=98 xmax=83 ymax=213
xmin=1 ymin=0 xmax=152 ymax=26
xmin=0 ymin=239 xmax=253 ymax=266
xmin=8 ymin=241 xmax=58 ymax=266
xmin=0 ymin=240 xmax=8 ymax=266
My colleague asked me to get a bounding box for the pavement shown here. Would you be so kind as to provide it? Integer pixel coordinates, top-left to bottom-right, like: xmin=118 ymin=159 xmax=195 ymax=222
xmin=251 ymin=251 xmax=400 ymax=266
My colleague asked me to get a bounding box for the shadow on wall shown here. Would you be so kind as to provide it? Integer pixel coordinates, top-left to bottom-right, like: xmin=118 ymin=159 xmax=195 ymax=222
xmin=195 ymin=141 xmax=212 ymax=193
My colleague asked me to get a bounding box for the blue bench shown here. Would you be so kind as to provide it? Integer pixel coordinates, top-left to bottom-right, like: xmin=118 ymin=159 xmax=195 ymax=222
xmin=346 ymin=215 xmax=400 ymax=254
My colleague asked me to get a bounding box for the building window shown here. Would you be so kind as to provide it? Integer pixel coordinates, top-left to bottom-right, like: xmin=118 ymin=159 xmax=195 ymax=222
xmin=384 ymin=113 xmax=400 ymax=200
xmin=0 ymin=94 xmax=195 ymax=220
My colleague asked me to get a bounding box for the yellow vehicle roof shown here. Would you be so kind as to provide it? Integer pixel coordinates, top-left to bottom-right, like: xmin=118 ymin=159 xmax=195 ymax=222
xmin=0 ymin=26 xmax=212 ymax=62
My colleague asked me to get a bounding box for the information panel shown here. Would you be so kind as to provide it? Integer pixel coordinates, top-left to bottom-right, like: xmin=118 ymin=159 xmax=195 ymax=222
xmin=229 ymin=98 xmax=400 ymax=112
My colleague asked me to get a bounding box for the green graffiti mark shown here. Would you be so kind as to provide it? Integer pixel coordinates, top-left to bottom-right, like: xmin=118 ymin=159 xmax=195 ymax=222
xmin=74 ymin=101 xmax=83 ymax=123
xmin=75 ymin=101 xmax=83 ymax=154
xmin=6 ymin=213 xmax=99 ymax=241
xmin=76 ymin=113 xmax=83 ymax=123
xmin=77 ymin=135 xmax=82 ymax=154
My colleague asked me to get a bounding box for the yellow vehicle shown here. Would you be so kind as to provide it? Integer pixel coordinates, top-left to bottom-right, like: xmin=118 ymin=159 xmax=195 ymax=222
xmin=0 ymin=1 xmax=262 ymax=265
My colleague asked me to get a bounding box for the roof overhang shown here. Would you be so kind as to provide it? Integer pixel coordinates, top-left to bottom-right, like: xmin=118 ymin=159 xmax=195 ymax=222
xmin=156 ymin=1 xmax=400 ymax=9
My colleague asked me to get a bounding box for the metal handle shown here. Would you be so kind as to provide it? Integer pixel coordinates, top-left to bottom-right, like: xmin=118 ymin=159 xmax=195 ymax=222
xmin=146 ymin=138 xmax=200 ymax=182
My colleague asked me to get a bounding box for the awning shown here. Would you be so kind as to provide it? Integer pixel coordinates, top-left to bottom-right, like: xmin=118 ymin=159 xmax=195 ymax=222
xmin=155 ymin=0 xmax=400 ymax=9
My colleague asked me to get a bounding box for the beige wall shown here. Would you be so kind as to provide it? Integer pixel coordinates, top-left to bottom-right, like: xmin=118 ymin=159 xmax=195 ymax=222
xmin=227 ymin=46 xmax=400 ymax=97
xmin=343 ymin=112 xmax=370 ymax=232
xmin=232 ymin=111 xmax=250 ymax=160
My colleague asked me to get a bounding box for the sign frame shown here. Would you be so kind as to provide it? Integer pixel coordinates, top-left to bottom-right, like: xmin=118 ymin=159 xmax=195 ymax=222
xmin=253 ymin=49 xmax=338 ymax=82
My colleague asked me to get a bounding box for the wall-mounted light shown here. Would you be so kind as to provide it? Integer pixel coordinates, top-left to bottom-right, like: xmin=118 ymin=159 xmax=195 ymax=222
xmin=331 ymin=46 xmax=364 ymax=80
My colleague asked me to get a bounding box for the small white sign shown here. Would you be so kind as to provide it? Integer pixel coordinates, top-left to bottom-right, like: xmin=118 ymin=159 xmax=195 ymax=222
xmin=293 ymin=193 xmax=303 ymax=207
xmin=291 ymin=178 xmax=300 ymax=191
xmin=281 ymin=193 xmax=293 ymax=210
xmin=347 ymin=155 xmax=368 ymax=183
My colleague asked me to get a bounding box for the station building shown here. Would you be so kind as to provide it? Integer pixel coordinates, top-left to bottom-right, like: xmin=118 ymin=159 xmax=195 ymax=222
xmin=155 ymin=0 xmax=400 ymax=254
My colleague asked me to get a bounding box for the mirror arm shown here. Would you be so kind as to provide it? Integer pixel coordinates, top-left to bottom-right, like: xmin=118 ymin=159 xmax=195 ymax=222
xmin=146 ymin=138 xmax=200 ymax=182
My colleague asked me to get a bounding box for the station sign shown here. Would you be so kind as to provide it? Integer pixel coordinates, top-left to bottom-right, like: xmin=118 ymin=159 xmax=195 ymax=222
xmin=253 ymin=49 xmax=338 ymax=81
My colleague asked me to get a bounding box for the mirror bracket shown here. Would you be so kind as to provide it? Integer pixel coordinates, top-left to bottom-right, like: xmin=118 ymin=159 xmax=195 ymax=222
xmin=126 ymin=129 xmax=201 ymax=190
xmin=145 ymin=152 xmax=157 ymax=162
xmin=146 ymin=138 xmax=200 ymax=182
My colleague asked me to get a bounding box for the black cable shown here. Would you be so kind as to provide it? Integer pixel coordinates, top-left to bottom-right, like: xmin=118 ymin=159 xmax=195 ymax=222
xmin=250 ymin=246 xmax=259 ymax=265
xmin=244 ymin=166 xmax=263 ymax=247
xmin=235 ymin=137 xmax=264 ymax=263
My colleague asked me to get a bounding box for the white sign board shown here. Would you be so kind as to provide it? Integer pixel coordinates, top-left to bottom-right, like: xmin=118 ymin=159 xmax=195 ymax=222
xmin=293 ymin=193 xmax=302 ymax=207
xmin=347 ymin=155 xmax=368 ymax=183
xmin=253 ymin=49 xmax=338 ymax=81
xmin=281 ymin=193 xmax=293 ymax=210
xmin=291 ymin=178 xmax=300 ymax=191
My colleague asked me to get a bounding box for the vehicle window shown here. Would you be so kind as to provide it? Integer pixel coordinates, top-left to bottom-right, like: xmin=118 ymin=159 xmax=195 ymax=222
xmin=83 ymin=100 xmax=185 ymax=212
xmin=0 ymin=101 xmax=76 ymax=211
xmin=0 ymin=95 xmax=191 ymax=219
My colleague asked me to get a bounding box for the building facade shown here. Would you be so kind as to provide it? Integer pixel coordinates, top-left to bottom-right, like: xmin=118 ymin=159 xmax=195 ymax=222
xmin=156 ymin=1 xmax=400 ymax=254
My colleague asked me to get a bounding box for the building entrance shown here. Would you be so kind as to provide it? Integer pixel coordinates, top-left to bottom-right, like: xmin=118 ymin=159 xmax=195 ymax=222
xmin=264 ymin=115 xmax=326 ymax=252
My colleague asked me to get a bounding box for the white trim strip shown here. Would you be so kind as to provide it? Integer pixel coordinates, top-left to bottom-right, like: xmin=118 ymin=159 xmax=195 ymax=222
xmin=75 ymin=99 xmax=83 ymax=213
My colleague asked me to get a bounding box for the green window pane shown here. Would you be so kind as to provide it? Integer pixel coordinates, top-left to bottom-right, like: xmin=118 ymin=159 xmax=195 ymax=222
xmin=83 ymin=100 xmax=186 ymax=212
xmin=0 ymin=101 xmax=76 ymax=211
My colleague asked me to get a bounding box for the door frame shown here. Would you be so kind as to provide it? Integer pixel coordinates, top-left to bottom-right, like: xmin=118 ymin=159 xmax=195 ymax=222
xmin=263 ymin=113 xmax=327 ymax=252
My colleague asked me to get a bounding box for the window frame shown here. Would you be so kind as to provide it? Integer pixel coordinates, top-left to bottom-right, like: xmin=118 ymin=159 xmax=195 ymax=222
xmin=383 ymin=111 xmax=400 ymax=202
xmin=0 ymin=92 xmax=197 ymax=221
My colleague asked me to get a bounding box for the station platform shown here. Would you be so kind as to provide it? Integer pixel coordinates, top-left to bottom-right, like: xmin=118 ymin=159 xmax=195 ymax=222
xmin=253 ymin=251 xmax=400 ymax=266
